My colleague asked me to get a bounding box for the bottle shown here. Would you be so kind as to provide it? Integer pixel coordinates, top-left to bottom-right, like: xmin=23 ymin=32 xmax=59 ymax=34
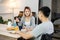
xmin=12 ymin=20 xmax=17 ymax=27
xmin=7 ymin=19 xmax=12 ymax=27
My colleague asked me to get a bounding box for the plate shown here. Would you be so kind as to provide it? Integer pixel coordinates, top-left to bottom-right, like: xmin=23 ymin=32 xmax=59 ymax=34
xmin=8 ymin=31 xmax=16 ymax=34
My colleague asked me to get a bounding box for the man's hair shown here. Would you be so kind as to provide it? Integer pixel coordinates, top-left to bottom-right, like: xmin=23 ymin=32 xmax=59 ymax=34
xmin=14 ymin=16 xmax=17 ymax=20
xmin=19 ymin=11 xmax=23 ymax=13
xmin=39 ymin=6 xmax=50 ymax=18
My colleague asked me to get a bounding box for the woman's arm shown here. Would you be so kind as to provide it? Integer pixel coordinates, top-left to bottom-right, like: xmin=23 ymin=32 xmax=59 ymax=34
xmin=25 ymin=16 xmax=35 ymax=31
xmin=31 ymin=16 xmax=35 ymax=27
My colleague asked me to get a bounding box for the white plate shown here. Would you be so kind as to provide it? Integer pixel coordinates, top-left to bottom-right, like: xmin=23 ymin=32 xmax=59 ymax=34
xmin=8 ymin=31 xmax=16 ymax=34
xmin=21 ymin=29 xmax=27 ymax=32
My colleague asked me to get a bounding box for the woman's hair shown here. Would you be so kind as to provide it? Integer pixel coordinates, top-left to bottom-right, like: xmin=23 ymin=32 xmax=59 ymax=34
xmin=39 ymin=6 xmax=50 ymax=18
xmin=24 ymin=6 xmax=31 ymax=12
xmin=23 ymin=6 xmax=32 ymax=17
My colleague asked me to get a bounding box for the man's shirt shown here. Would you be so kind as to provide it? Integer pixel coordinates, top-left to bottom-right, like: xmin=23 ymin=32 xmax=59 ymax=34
xmin=30 ymin=21 xmax=54 ymax=40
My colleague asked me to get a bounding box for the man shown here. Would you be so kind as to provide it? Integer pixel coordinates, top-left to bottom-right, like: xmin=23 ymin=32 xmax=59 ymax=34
xmin=16 ymin=11 xmax=23 ymax=26
xmin=16 ymin=6 xmax=54 ymax=40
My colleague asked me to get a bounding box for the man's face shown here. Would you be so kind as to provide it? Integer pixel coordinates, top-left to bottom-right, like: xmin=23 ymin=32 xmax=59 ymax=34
xmin=19 ymin=13 xmax=23 ymax=17
xmin=38 ymin=11 xmax=43 ymax=21
xmin=24 ymin=9 xmax=31 ymax=17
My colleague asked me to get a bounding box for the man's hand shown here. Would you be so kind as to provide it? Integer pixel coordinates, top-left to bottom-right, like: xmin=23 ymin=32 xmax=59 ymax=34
xmin=16 ymin=18 xmax=19 ymax=22
xmin=15 ymin=30 xmax=33 ymax=39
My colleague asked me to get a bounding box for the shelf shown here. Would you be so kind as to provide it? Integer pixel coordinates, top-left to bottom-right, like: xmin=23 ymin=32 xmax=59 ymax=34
xmin=0 ymin=13 xmax=12 ymax=15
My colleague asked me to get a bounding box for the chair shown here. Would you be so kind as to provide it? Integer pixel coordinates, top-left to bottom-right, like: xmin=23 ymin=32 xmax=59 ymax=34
xmin=17 ymin=37 xmax=35 ymax=40
xmin=41 ymin=34 xmax=52 ymax=40
xmin=32 ymin=12 xmax=37 ymax=24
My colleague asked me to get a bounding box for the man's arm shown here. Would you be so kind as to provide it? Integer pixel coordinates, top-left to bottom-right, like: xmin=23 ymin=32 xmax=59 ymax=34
xmin=16 ymin=25 xmax=43 ymax=39
xmin=16 ymin=31 xmax=33 ymax=39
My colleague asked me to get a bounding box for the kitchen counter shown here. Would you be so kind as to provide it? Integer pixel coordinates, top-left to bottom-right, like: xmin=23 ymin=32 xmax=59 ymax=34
xmin=0 ymin=24 xmax=20 ymax=40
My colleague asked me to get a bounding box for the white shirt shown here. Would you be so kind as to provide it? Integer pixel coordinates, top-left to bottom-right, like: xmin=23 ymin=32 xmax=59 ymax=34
xmin=24 ymin=21 xmax=30 ymax=28
xmin=30 ymin=21 xmax=54 ymax=40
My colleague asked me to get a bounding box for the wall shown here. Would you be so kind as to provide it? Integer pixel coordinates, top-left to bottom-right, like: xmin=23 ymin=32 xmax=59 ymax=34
xmin=52 ymin=0 xmax=60 ymax=13
xmin=0 ymin=13 xmax=13 ymax=21
xmin=0 ymin=4 xmax=13 ymax=21
xmin=40 ymin=0 xmax=52 ymax=20
xmin=14 ymin=0 xmax=38 ymax=16
xmin=0 ymin=0 xmax=38 ymax=21
xmin=52 ymin=0 xmax=57 ymax=13
xmin=57 ymin=0 xmax=60 ymax=13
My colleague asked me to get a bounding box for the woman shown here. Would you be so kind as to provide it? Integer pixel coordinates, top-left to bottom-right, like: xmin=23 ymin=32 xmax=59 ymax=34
xmin=21 ymin=6 xmax=35 ymax=31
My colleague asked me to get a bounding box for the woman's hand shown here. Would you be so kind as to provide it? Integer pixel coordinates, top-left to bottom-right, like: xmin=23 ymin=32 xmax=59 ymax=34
xmin=15 ymin=31 xmax=21 ymax=34
xmin=23 ymin=26 xmax=34 ymax=32
xmin=26 ymin=27 xmax=34 ymax=32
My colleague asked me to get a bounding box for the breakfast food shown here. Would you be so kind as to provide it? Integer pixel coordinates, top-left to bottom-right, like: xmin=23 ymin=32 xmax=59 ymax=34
xmin=7 ymin=27 xmax=15 ymax=31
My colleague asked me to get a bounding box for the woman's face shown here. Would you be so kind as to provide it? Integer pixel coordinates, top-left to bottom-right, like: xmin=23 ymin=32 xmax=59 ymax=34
xmin=24 ymin=9 xmax=31 ymax=17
